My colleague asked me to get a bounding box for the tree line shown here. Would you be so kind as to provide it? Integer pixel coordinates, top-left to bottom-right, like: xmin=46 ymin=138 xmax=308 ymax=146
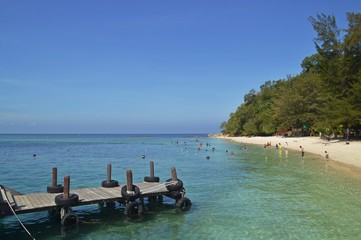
xmin=221 ymin=13 xmax=361 ymax=138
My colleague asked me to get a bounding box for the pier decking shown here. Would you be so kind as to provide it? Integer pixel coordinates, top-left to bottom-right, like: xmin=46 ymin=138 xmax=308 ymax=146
xmin=1 ymin=181 xmax=170 ymax=216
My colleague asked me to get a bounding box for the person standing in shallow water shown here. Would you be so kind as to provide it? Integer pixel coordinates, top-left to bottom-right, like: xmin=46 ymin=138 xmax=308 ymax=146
xmin=300 ymin=146 xmax=304 ymax=157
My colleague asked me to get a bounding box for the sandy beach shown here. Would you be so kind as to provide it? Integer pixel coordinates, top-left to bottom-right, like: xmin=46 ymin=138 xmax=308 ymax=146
xmin=219 ymin=136 xmax=361 ymax=169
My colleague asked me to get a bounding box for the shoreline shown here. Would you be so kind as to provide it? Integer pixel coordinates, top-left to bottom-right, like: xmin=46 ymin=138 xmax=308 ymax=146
xmin=216 ymin=135 xmax=361 ymax=169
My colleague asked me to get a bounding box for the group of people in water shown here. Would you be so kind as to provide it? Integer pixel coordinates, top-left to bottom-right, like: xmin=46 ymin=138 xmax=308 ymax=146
xmin=225 ymin=144 xmax=248 ymax=156
xmin=264 ymin=141 xmax=329 ymax=160
xmin=175 ymin=138 xmax=330 ymax=161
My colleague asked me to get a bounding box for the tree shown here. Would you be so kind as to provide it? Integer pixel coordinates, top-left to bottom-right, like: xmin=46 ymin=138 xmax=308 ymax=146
xmin=308 ymin=14 xmax=343 ymax=93
xmin=343 ymin=13 xmax=361 ymax=82
xmin=309 ymin=13 xmax=361 ymax=131
xmin=272 ymin=72 xmax=323 ymax=132
xmin=301 ymin=53 xmax=321 ymax=73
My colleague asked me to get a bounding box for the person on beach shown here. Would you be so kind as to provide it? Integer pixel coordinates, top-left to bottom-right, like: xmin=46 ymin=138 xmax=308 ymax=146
xmin=325 ymin=151 xmax=329 ymax=160
xmin=300 ymin=146 xmax=304 ymax=157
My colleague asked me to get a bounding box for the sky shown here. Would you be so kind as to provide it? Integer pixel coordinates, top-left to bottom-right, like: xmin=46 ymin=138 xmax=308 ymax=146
xmin=1 ymin=1 xmax=360 ymax=134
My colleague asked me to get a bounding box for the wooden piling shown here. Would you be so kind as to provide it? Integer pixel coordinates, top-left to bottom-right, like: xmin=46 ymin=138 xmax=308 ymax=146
xmin=126 ymin=169 xmax=133 ymax=192
xmin=52 ymin=167 xmax=57 ymax=187
xmin=171 ymin=167 xmax=177 ymax=181
xmin=150 ymin=161 xmax=155 ymax=177
xmin=106 ymin=164 xmax=112 ymax=183
xmin=63 ymin=176 xmax=70 ymax=199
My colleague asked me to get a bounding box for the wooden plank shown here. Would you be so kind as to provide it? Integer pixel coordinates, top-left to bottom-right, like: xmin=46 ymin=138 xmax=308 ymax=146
xmin=12 ymin=195 xmax=24 ymax=209
xmin=30 ymin=194 xmax=45 ymax=208
xmin=27 ymin=194 xmax=41 ymax=208
xmin=80 ymin=189 xmax=101 ymax=201
xmin=14 ymin=195 xmax=35 ymax=210
xmin=87 ymin=188 xmax=109 ymax=201
xmin=139 ymin=182 xmax=168 ymax=194
xmin=5 ymin=191 xmax=16 ymax=206
xmin=97 ymin=187 xmax=122 ymax=198
xmin=74 ymin=188 xmax=103 ymax=202
xmin=26 ymin=194 xmax=42 ymax=208
xmin=92 ymin=188 xmax=118 ymax=199
xmin=71 ymin=189 xmax=91 ymax=202
xmin=29 ymin=193 xmax=54 ymax=208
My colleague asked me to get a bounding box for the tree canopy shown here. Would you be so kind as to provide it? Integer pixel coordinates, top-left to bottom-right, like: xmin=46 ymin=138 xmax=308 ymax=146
xmin=221 ymin=13 xmax=361 ymax=137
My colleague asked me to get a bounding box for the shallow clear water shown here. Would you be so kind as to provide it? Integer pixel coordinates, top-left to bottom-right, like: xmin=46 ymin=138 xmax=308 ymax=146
xmin=1 ymin=134 xmax=361 ymax=240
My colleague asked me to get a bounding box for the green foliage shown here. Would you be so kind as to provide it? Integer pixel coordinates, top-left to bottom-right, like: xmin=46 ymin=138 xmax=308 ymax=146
xmin=273 ymin=73 xmax=323 ymax=131
xmin=221 ymin=12 xmax=361 ymax=136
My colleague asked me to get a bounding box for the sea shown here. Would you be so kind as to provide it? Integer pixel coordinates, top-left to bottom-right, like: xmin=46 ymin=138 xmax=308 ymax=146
xmin=1 ymin=134 xmax=361 ymax=240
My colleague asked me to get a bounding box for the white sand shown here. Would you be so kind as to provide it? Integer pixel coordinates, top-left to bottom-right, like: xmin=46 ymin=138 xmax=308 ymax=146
xmin=219 ymin=136 xmax=361 ymax=168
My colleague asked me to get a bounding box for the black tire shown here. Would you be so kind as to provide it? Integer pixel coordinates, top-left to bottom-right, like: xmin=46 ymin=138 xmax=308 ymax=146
xmin=61 ymin=212 xmax=79 ymax=225
xmin=55 ymin=194 xmax=79 ymax=206
xmin=175 ymin=197 xmax=192 ymax=210
xmin=144 ymin=176 xmax=160 ymax=182
xmin=166 ymin=191 xmax=182 ymax=200
xmin=121 ymin=185 xmax=140 ymax=201
xmin=165 ymin=178 xmax=183 ymax=191
xmin=47 ymin=185 xmax=64 ymax=193
xmin=101 ymin=180 xmax=119 ymax=188
xmin=124 ymin=201 xmax=144 ymax=217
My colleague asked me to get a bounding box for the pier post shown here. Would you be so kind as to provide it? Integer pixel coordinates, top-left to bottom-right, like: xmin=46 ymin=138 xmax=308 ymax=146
xmin=165 ymin=166 xmax=183 ymax=192
xmin=106 ymin=164 xmax=112 ymax=183
xmin=101 ymin=163 xmax=119 ymax=188
xmin=63 ymin=176 xmax=70 ymax=200
xmin=54 ymin=175 xmax=79 ymax=212
xmin=150 ymin=161 xmax=155 ymax=177
xmin=171 ymin=167 xmax=178 ymax=181
xmin=52 ymin=167 xmax=58 ymax=187
xmin=126 ymin=169 xmax=133 ymax=192
xmin=144 ymin=161 xmax=160 ymax=182
xmin=47 ymin=167 xmax=63 ymax=193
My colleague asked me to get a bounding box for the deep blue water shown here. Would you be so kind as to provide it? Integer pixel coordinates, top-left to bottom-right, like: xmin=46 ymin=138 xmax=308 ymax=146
xmin=1 ymin=134 xmax=361 ymax=240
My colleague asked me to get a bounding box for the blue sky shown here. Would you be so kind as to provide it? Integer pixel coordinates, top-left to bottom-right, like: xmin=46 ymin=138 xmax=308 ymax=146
xmin=1 ymin=1 xmax=360 ymax=134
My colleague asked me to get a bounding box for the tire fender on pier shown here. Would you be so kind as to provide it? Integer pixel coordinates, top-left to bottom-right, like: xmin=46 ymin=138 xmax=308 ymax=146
xmin=121 ymin=185 xmax=140 ymax=201
xmin=144 ymin=176 xmax=160 ymax=183
xmin=175 ymin=197 xmax=192 ymax=210
xmin=61 ymin=212 xmax=79 ymax=225
xmin=166 ymin=189 xmax=184 ymax=200
xmin=47 ymin=185 xmax=64 ymax=193
xmin=124 ymin=201 xmax=144 ymax=217
xmin=165 ymin=178 xmax=183 ymax=192
xmin=55 ymin=194 xmax=79 ymax=206
xmin=101 ymin=180 xmax=119 ymax=188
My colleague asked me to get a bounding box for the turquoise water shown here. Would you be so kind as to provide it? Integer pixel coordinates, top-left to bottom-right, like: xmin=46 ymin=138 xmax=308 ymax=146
xmin=1 ymin=134 xmax=361 ymax=240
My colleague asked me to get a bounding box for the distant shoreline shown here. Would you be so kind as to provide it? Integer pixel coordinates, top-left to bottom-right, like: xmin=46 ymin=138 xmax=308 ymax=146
xmin=215 ymin=135 xmax=361 ymax=169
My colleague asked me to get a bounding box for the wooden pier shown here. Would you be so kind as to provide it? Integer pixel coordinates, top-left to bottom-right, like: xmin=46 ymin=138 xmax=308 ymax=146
xmin=0 ymin=162 xmax=192 ymax=226
xmin=1 ymin=182 xmax=168 ymax=214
